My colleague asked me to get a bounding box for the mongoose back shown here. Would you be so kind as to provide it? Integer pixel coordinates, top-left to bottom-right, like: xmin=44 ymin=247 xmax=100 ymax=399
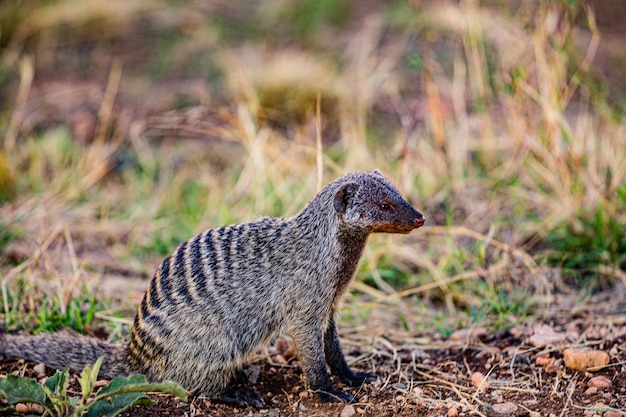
xmin=0 ymin=171 xmax=425 ymax=407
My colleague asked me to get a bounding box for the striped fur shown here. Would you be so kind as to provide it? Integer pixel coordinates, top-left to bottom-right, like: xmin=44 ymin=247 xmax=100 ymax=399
xmin=0 ymin=171 xmax=424 ymax=406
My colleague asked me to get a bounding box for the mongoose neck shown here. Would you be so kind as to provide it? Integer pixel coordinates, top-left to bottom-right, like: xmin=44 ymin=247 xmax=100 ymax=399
xmin=292 ymin=185 xmax=370 ymax=298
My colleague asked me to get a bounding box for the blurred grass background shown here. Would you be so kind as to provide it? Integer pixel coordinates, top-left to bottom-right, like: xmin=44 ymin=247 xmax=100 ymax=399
xmin=0 ymin=0 xmax=624 ymax=337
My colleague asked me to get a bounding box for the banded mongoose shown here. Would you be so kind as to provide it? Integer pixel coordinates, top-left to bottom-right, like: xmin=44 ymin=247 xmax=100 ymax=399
xmin=0 ymin=170 xmax=425 ymax=407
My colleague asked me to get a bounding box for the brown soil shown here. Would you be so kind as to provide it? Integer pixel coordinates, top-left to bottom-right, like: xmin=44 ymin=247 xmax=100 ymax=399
xmin=2 ymin=316 xmax=625 ymax=417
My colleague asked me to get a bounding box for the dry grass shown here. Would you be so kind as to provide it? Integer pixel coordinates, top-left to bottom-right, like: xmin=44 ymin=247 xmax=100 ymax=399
xmin=0 ymin=0 xmax=624 ymax=336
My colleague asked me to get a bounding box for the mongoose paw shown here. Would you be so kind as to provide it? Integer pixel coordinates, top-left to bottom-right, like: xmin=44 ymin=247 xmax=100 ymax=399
xmin=316 ymin=389 xmax=357 ymax=403
xmin=214 ymin=387 xmax=265 ymax=408
xmin=341 ymin=371 xmax=379 ymax=387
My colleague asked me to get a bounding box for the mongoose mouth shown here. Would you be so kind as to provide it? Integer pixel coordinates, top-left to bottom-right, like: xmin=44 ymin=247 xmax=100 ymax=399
xmin=375 ymin=215 xmax=425 ymax=234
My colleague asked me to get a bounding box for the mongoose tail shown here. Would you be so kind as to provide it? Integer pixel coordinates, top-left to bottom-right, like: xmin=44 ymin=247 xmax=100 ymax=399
xmin=0 ymin=328 xmax=128 ymax=379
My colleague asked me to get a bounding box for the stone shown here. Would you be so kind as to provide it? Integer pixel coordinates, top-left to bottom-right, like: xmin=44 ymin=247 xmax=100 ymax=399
xmin=588 ymin=375 xmax=611 ymax=389
xmin=449 ymin=327 xmax=488 ymax=342
xmin=563 ymin=349 xmax=610 ymax=372
xmin=471 ymin=372 xmax=490 ymax=390
xmin=527 ymin=324 xmax=565 ymax=347
xmin=340 ymin=404 xmax=356 ymax=417
xmin=492 ymin=402 xmax=519 ymax=414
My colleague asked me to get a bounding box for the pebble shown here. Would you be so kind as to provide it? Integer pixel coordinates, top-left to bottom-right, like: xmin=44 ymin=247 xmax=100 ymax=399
xmin=340 ymin=404 xmax=356 ymax=417
xmin=449 ymin=327 xmax=488 ymax=342
xmin=492 ymin=402 xmax=518 ymax=414
xmin=272 ymin=354 xmax=287 ymax=365
xmin=527 ymin=324 xmax=565 ymax=347
xmin=563 ymin=349 xmax=610 ymax=372
xmin=583 ymin=402 xmax=608 ymax=416
xmin=471 ymin=372 xmax=490 ymax=390
xmin=535 ymin=354 xmax=554 ymax=366
xmin=585 ymin=387 xmax=598 ymax=395
xmin=15 ymin=403 xmax=28 ymax=413
xmin=33 ymin=363 xmax=46 ymax=377
xmin=529 ymin=412 xmax=541 ymax=417
xmin=588 ymin=375 xmax=612 ymax=389
xmin=447 ymin=406 xmax=459 ymax=417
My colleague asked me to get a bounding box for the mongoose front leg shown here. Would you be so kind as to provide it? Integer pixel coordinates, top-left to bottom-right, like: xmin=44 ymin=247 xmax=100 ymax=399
xmin=324 ymin=315 xmax=378 ymax=386
xmin=292 ymin=329 xmax=356 ymax=403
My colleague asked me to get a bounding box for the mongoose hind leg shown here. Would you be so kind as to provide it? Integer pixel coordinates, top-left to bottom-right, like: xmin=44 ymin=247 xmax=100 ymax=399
xmin=324 ymin=316 xmax=378 ymax=387
xmin=211 ymin=387 xmax=265 ymax=408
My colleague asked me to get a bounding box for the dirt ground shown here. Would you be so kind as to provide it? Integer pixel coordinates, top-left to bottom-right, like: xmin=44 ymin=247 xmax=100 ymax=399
xmin=2 ymin=305 xmax=625 ymax=417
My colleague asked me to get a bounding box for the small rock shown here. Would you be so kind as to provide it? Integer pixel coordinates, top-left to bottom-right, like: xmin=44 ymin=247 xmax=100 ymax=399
xmin=508 ymin=326 xmax=524 ymax=338
xmin=15 ymin=403 xmax=28 ymax=413
xmin=298 ymin=403 xmax=308 ymax=412
xmin=585 ymin=387 xmax=598 ymax=395
xmin=492 ymin=402 xmax=518 ymax=414
xmin=471 ymin=372 xmax=490 ymax=390
xmin=33 ymin=363 xmax=46 ymax=376
xmin=29 ymin=403 xmax=44 ymax=414
xmin=527 ymin=324 xmax=565 ymax=347
xmin=447 ymin=406 xmax=459 ymax=417
xmin=449 ymin=327 xmax=488 ymax=342
xmin=340 ymin=404 xmax=356 ymax=417
xmin=272 ymin=354 xmax=287 ymax=365
xmin=535 ymin=354 xmax=554 ymax=366
xmin=604 ymin=412 xmax=622 ymax=417
xmin=529 ymin=412 xmax=541 ymax=417
xmin=588 ymin=375 xmax=611 ymax=389
xmin=563 ymin=349 xmax=610 ymax=372
xmin=586 ymin=401 xmax=608 ymax=416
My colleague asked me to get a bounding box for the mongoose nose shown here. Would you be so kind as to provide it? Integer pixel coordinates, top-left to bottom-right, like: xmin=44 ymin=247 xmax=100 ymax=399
xmin=413 ymin=217 xmax=425 ymax=228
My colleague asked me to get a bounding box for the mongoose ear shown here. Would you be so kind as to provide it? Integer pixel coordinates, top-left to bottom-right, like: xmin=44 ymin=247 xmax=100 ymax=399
xmin=333 ymin=182 xmax=360 ymax=214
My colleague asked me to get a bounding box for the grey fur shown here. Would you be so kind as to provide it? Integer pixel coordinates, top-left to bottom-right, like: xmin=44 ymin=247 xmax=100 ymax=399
xmin=0 ymin=171 xmax=424 ymax=407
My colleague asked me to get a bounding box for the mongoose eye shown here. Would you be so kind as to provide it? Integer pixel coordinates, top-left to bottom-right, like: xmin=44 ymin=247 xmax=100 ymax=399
xmin=380 ymin=203 xmax=392 ymax=212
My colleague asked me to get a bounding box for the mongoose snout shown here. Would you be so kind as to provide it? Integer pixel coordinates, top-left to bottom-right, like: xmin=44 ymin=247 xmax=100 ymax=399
xmin=0 ymin=170 xmax=425 ymax=408
xmin=414 ymin=216 xmax=425 ymax=228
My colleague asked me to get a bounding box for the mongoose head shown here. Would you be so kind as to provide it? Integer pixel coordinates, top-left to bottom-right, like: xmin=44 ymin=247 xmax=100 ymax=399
xmin=332 ymin=170 xmax=425 ymax=234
